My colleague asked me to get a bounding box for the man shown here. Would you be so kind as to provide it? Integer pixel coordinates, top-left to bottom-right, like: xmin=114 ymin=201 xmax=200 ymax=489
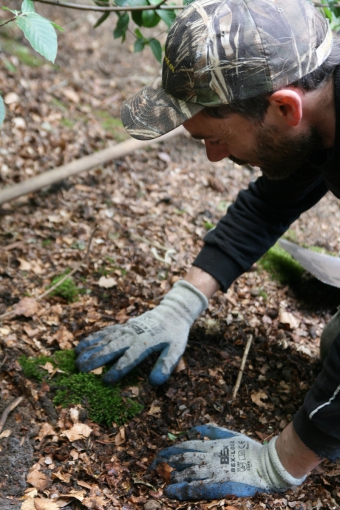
xmin=75 ymin=0 xmax=340 ymax=501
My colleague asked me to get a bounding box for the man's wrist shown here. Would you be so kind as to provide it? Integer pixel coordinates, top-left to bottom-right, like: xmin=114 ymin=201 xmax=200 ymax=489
xmin=276 ymin=422 xmax=323 ymax=478
xmin=184 ymin=267 xmax=220 ymax=300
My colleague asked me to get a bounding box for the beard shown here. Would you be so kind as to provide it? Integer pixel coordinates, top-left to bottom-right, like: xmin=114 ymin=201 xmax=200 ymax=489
xmin=230 ymin=124 xmax=323 ymax=180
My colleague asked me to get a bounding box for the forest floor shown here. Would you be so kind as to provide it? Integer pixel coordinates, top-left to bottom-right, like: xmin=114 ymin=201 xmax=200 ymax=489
xmin=1 ymin=4 xmax=340 ymax=510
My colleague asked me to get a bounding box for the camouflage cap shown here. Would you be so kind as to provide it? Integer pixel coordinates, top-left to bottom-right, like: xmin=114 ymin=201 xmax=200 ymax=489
xmin=121 ymin=0 xmax=333 ymax=140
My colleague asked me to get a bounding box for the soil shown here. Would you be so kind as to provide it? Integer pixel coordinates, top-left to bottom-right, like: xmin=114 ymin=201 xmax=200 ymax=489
xmin=0 ymin=4 xmax=340 ymax=510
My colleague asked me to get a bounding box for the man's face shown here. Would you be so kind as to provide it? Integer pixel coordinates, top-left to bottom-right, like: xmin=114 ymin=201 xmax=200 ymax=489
xmin=183 ymin=111 xmax=322 ymax=180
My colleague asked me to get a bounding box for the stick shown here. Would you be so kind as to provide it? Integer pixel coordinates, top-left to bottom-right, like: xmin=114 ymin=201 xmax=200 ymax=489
xmin=0 ymin=396 xmax=24 ymax=435
xmin=232 ymin=334 xmax=253 ymax=400
xmin=0 ymin=126 xmax=185 ymax=206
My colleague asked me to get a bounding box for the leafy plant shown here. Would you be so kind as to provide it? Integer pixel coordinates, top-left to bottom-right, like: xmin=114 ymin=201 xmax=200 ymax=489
xmin=19 ymin=350 xmax=143 ymax=426
xmin=0 ymin=0 xmax=60 ymax=124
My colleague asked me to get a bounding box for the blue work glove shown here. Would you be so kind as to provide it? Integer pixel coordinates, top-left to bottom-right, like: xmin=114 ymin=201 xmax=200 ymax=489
xmin=153 ymin=424 xmax=305 ymax=500
xmin=75 ymin=281 xmax=208 ymax=385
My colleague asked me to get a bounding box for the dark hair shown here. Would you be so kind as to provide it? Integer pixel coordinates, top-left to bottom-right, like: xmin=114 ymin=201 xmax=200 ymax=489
xmin=204 ymin=33 xmax=340 ymax=123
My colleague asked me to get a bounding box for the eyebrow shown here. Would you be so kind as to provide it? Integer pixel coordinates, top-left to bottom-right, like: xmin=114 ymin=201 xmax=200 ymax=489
xmin=191 ymin=134 xmax=213 ymax=140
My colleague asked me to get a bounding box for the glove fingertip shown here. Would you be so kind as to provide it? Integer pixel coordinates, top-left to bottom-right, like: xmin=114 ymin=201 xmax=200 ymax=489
xmin=102 ymin=370 xmax=122 ymax=385
xmin=191 ymin=424 xmax=237 ymax=440
xmin=148 ymin=370 xmax=170 ymax=386
xmin=164 ymin=482 xmax=190 ymax=501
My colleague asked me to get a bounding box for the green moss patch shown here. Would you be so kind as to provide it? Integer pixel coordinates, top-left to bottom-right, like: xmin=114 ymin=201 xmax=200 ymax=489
xmin=19 ymin=350 xmax=143 ymax=426
xmin=48 ymin=270 xmax=80 ymax=303
xmin=258 ymin=243 xmax=304 ymax=285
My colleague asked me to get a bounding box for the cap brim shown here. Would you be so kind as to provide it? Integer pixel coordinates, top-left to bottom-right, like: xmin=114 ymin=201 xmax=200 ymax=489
xmin=121 ymin=76 xmax=204 ymax=141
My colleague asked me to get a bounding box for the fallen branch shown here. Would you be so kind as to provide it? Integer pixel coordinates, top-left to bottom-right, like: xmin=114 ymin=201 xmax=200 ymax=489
xmin=0 ymin=126 xmax=185 ymax=206
xmin=0 ymin=396 xmax=24 ymax=435
xmin=232 ymin=334 xmax=253 ymax=400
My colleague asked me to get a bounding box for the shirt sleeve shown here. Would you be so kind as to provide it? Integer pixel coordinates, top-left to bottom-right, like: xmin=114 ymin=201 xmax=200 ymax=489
xmin=193 ymin=163 xmax=328 ymax=292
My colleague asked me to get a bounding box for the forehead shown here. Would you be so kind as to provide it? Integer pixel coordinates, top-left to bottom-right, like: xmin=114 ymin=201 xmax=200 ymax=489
xmin=183 ymin=111 xmax=256 ymax=139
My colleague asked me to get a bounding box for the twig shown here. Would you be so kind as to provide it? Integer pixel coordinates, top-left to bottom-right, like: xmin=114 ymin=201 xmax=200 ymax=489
xmin=0 ymin=16 xmax=16 ymax=28
xmin=33 ymin=0 xmax=184 ymax=12
xmin=0 ymin=396 xmax=24 ymax=435
xmin=232 ymin=334 xmax=253 ymax=400
xmin=0 ymin=226 xmax=98 ymax=321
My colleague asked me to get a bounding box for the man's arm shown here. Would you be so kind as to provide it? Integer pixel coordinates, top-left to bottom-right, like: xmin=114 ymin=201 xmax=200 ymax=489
xmin=184 ymin=266 xmax=220 ymax=299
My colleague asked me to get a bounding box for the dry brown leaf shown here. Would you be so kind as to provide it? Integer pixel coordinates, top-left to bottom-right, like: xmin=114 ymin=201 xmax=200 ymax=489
xmin=77 ymin=480 xmax=92 ymax=489
xmin=52 ymin=326 xmax=74 ymax=350
xmin=14 ymin=297 xmax=39 ymax=317
xmin=36 ymin=422 xmax=56 ymax=441
xmin=155 ymin=462 xmax=173 ymax=484
xmin=21 ymin=500 xmax=36 ymax=510
xmin=279 ymin=309 xmax=300 ymax=329
xmin=17 ymin=258 xmax=31 ymax=271
xmin=27 ymin=467 xmax=50 ymax=490
xmin=82 ymin=495 xmax=107 ymax=509
xmin=207 ymin=175 xmax=225 ymax=193
xmin=61 ymin=423 xmax=92 ymax=442
xmin=251 ymin=390 xmax=269 ymax=408
xmin=52 ymin=470 xmax=71 ymax=483
xmin=114 ymin=426 xmax=125 ymax=446
xmin=98 ymin=276 xmax=117 ymax=288
xmin=148 ymin=401 xmax=162 ymax=416
xmin=39 ymin=362 xmax=55 ymax=374
xmin=0 ymin=429 xmax=11 ymax=439
xmin=61 ymin=88 xmax=80 ymax=103
xmin=34 ymin=498 xmax=59 ymax=510
xmin=174 ymin=356 xmax=187 ymax=373
xmin=63 ymin=490 xmax=86 ymax=502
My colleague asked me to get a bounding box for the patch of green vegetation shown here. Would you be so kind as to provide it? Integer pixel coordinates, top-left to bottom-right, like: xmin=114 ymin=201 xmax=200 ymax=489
xmin=258 ymin=243 xmax=304 ymax=285
xmin=0 ymin=38 xmax=45 ymax=67
xmin=19 ymin=350 xmax=143 ymax=426
xmin=42 ymin=239 xmax=53 ymax=247
xmin=48 ymin=269 xmax=79 ymax=303
xmin=284 ymin=229 xmax=298 ymax=243
xmin=51 ymin=97 xmax=68 ymax=112
xmin=204 ymin=221 xmax=215 ymax=231
xmin=61 ymin=118 xmax=76 ymax=128
xmin=94 ymin=111 xmax=128 ymax=141
xmin=308 ymin=245 xmax=336 ymax=256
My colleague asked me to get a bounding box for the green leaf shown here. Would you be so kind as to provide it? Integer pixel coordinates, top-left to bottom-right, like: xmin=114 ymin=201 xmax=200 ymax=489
xmin=149 ymin=38 xmax=162 ymax=62
xmin=141 ymin=9 xmax=161 ymax=28
xmin=21 ymin=0 xmax=35 ymax=13
xmin=156 ymin=8 xmax=176 ymax=27
xmin=93 ymin=11 xmax=110 ymax=28
xmin=148 ymin=0 xmax=177 ymax=28
xmin=113 ymin=12 xmax=129 ymax=40
xmin=16 ymin=13 xmax=57 ymax=63
xmin=135 ymin=28 xmax=144 ymax=39
xmin=0 ymin=95 xmax=5 ymax=127
xmin=134 ymin=38 xmax=145 ymax=52
xmin=130 ymin=0 xmax=148 ymax=26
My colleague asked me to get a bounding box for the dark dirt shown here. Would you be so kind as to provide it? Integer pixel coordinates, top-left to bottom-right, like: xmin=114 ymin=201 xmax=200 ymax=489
xmin=0 ymin=4 xmax=340 ymax=510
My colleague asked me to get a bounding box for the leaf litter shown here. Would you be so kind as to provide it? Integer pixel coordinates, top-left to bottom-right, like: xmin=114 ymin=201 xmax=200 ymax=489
xmin=0 ymin=5 xmax=340 ymax=510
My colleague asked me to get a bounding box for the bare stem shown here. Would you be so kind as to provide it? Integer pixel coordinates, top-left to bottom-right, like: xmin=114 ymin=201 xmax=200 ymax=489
xmin=0 ymin=16 xmax=17 ymax=28
xmin=33 ymin=0 xmax=184 ymax=12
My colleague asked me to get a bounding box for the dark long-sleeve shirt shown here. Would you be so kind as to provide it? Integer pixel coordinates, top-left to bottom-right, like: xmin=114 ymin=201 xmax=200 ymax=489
xmin=193 ymin=67 xmax=340 ymax=460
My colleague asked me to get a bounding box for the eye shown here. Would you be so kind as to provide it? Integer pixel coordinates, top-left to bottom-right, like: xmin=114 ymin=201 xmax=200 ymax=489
xmin=210 ymin=140 xmax=220 ymax=146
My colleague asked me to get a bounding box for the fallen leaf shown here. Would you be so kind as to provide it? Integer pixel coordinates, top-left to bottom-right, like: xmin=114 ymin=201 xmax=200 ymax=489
xmin=34 ymin=498 xmax=59 ymax=510
xmin=98 ymin=276 xmax=117 ymax=288
xmin=63 ymin=490 xmax=86 ymax=502
xmin=155 ymin=462 xmax=173 ymax=484
xmin=21 ymin=500 xmax=35 ymax=510
xmin=17 ymin=258 xmax=32 ymax=271
xmin=52 ymin=471 xmax=71 ymax=483
xmin=27 ymin=467 xmax=50 ymax=490
xmin=114 ymin=426 xmax=125 ymax=446
xmin=36 ymin=422 xmax=56 ymax=441
xmin=174 ymin=356 xmax=187 ymax=373
xmin=147 ymin=402 xmax=162 ymax=416
xmin=0 ymin=429 xmax=11 ymax=439
xmin=39 ymin=362 xmax=55 ymax=374
xmin=90 ymin=366 xmax=103 ymax=375
xmin=61 ymin=88 xmax=80 ymax=103
xmin=61 ymin=423 xmax=92 ymax=442
xmin=279 ymin=308 xmax=300 ymax=329
xmin=77 ymin=480 xmax=92 ymax=489
xmin=251 ymin=390 xmax=269 ymax=408
xmin=14 ymin=297 xmax=39 ymax=317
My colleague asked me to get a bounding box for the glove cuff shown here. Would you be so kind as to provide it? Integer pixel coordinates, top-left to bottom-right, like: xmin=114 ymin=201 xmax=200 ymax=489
xmin=161 ymin=280 xmax=208 ymax=322
xmin=263 ymin=437 xmax=306 ymax=491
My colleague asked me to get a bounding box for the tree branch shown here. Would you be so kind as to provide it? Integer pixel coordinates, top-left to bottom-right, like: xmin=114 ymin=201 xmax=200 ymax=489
xmin=0 ymin=16 xmax=17 ymax=27
xmin=33 ymin=0 xmax=185 ymax=12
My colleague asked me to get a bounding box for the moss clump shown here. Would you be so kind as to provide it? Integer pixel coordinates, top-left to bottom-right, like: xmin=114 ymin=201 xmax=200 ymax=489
xmin=19 ymin=350 xmax=142 ymax=426
xmin=48 ymin=270 xmax=79 ymax=302
xmin=258 ymin=243 xmax=304 ymax=285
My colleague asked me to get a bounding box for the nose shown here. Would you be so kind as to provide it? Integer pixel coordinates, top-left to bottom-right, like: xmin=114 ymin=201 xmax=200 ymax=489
xmin=204 ymin=141 xmax=231 ymax=162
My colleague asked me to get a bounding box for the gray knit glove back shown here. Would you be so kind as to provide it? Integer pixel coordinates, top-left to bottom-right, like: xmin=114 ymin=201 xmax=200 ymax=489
xmin=75 ymin=281 xmax=208 ymax=385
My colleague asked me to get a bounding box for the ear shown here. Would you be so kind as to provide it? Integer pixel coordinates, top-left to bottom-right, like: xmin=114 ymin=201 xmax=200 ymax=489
xmin=268 ymin=89 xmax=303 ymax=127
